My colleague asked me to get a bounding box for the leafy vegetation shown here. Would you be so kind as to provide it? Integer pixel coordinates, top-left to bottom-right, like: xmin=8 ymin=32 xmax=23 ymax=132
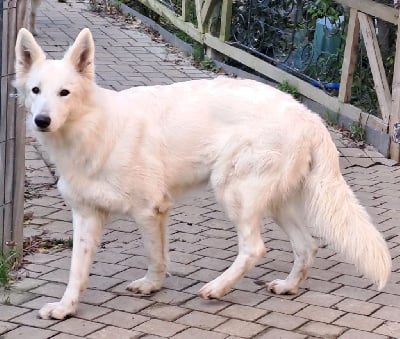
xmin=277 ymin=80 xmax=300 ymax=100
xmin=325 ymin=110 xmax=339 ymax=127
xmin=0 ymin=250 xmax=16 ymax=289
xmin=349 ymin=121 xmax=366 ymax=143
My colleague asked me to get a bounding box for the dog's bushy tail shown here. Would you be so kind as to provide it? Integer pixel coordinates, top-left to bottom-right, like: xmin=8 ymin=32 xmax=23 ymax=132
xmin=304 ymin=127 xmax=391 ymax=290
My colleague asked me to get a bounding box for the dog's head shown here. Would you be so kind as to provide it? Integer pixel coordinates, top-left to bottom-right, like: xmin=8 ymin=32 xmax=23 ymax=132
xmin=15 ymin=28 xmax=95 ymax=133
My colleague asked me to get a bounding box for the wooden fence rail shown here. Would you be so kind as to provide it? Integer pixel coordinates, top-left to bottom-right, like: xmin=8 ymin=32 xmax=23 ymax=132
xmin=0 ymin=0 xmax=28 ymax=255
xmin=124 ymin=0 xmax=400 ymax=160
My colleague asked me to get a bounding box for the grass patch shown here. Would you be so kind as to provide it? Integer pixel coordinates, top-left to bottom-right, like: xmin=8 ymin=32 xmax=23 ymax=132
xmin=349 ymin=121 xmax=366 ymax=143
xmin=277 ymin=80 xmax=300 ymax=100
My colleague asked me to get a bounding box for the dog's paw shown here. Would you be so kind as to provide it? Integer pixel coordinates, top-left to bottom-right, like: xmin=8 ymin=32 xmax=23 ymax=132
xmin=199 ymin=280 xmax=230 ymax=299
xmin=126 ymin=277 xmax=162 ymax=295
xmin=267 ymin=279 xmax=298 ymax=295
xmin=38 ymin=301 xmax=76 ymax=320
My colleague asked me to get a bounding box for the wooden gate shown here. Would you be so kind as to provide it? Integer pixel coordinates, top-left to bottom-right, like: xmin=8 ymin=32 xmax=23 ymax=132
xmin=0 ymin=0 xmax=29 ymax=255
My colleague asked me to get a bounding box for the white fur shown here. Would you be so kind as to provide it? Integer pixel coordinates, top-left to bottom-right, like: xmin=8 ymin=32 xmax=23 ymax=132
xmin=15 ymin=28 xmax=392 ymax=320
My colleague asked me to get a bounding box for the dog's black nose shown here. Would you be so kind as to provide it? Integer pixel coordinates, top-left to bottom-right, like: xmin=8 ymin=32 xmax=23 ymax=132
xmin=34 ymin=114 xmax=51 ymax=129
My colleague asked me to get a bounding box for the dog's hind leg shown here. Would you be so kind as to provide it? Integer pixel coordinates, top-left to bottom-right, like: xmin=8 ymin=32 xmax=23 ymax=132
xmin=39 ymin=207 xmax=107 ymax=319
xmin=268 ymin=194 xmax=318 ymax=295
xmin=127 ymin=198 xmax=170 ymax=295
xmin=199 ymin=184 xmax=266 ymax=299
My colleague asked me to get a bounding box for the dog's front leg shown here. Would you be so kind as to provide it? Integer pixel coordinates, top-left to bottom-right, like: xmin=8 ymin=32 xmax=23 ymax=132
xmin=38 ymin=208 xmax=106 ymax=319
xmin=127 ymin=204 xmax=169 ymax=295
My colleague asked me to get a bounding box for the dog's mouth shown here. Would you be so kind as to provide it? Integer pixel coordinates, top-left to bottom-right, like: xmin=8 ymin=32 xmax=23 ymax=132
xmin=35 ymin=127 xmax=51 ymax=133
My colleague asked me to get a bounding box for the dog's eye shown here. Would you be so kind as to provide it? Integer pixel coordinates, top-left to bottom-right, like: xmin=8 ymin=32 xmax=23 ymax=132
xmin=59 ymin=89 xmax=70 ymax=97
xmin=32 ymin=87 xmax=40 ymax=94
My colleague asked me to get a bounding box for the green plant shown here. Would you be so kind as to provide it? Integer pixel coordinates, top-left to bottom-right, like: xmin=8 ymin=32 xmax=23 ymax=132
xmin=307 ymin=0 xmax=341 ymax=22
xmin=200 ymin=59 xmax=220 ymax=72
xmin=0 ymin=249 xmax=17 ymax=289
xmin=325 ymin=110 xmax=338 ymax=127
xmin=192 ymin=42 xmax=204 ymax=62
xmin=114 ymin=0 xmax=122 ymax=9
xmin=277 ymin=80 xmax=300 ymax=100
xmin=349 ymin=120 xmax=366 ymax=142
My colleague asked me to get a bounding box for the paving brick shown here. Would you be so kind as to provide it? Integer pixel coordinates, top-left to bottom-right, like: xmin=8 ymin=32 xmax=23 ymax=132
xmin=50 ymin=318 xmax=104 ymax=337
xmin=176 ymin=310 xmax=227 ymax=330
xmin=87 ymin=274 xmax=123 ymax=290
xmin=12 ymin=309 xmax=60 ymax=328
xmin=0 ymin=321 xmax=18 ymax=335
xmin=94 ymin=250 xmax=132 ymax=264
xmin=192 ymin=257 xmax=232 ymax=271
xmin=149 ymin=289 xmax=193 ymax=304
xmin=335 ymin=298 xmax=381 ymax=315
xmin=373 ymin=321 xmax=400 ymax=337
xmin=295 ymin=291 xmax=344 ymax=307
xmin=95 ymin=310 xmax=148 ymax=329
xmin=257 ymin=297 xmax=307 ymax=315
xmin=255 ymin=328 xmax=306 ymax=339
xmin=87 ymin=326 xmax=142 ymax=339
xmin=194 ymin=247 xmax=236 ymax=260
xmin=183 ymin=298 xmax=230 ymax=314
xmin=13 ymin=278 xmax=47 ymax=292
xmin=39 ymin=269 xmax=69 ymax=284
xmin=134 ymin=319 xmax=187 ymax=337
xmin=295 ymin=305 xmax=344 ymax=323
xmin=333 ymin=286 xmax=380 ymax=301
xmin=372 ymin=305 xmax=400 ymax=322
xmin=50 ymin=334 xmax=83 ymax=339
xmin=298 ymin=321 xmax=346 ymax=338
xmin=338 ymin=329 xmax=389 ymax=339
xmin=169 ymin=251 xmax=202 ymax=265
xmin=218 ymin=304 xmax=267 ymax=321
xmin=163 ymin=275 xmax=198 ymax=291
xmin=0 ymin=305 xmax=30 ymax=321
xmin=2 ymin=292 xmax=39 ymax=308
xmin=302 ymin=278 xmax=342 ymax=293
xmin=334 ymin=313 xmax=384 ymax=331
xmin=140 ymin=303 xmax=189 ymax=321
xmin=369 ymin=293 xmax=400 ymax=308
xmin=171 ymin=328 xmax=227 ymax=339
xmin=333 ymin=274 xmax=372 ymax=288
xmin=102 ymin=296 xmax=154 ymax=313
xmin=2 ymin=325 xmax=57 ymax=339
xmin=80 ymin=289 xmax=115 ymax=305
xmin=219 ymin=290 xmax=267 ymax=307
xmin=30 ymin=282 xmax=66 ymax=298
xmin=74 ymin=303 xmax=111 ymax=320
xmin=23 ymin=253 xmax=63 ymax=265
xmin=90 ymin=262 xmax=128 ymax=276
xmin=257 ymin=311 xmax=307 ymax=330
xmin=215 ymin=319 xmax=264 ymax=338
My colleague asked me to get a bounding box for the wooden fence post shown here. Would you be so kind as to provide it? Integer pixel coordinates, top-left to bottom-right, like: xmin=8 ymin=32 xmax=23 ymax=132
xmin=0 ymin=0 xmax=28 ymax=256
xmin=389 ymin=9 xmax=400 ymax=161
xmin=338 ymin=8 xmax=359 ymax=103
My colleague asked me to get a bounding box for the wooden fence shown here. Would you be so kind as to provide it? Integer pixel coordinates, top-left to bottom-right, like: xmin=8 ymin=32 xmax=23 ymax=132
xmin=124 ymin=0 xmax=400 ymax=160
xmin=0 ymin=0 xmax=28 ymax=255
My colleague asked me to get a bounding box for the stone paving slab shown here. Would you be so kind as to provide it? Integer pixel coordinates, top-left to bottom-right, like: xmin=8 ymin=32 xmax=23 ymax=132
xmin=2 ymin=0 xmax=400 ymax=338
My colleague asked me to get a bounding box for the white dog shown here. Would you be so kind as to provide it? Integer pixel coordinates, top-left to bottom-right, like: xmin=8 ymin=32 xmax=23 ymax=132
xmin=15 ymin=28 xmax=391 ymax=320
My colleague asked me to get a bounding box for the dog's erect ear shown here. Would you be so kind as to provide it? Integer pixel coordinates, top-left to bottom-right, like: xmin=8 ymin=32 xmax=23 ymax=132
xmin=65 ymin=28 xmax=95 ymax=80
xmin=15 ymin=28 xmax=46 ymax=78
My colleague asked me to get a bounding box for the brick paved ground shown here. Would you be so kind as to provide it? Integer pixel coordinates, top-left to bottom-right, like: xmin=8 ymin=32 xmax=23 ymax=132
xmin=1 ymin=0 xmax=400 ymax=338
